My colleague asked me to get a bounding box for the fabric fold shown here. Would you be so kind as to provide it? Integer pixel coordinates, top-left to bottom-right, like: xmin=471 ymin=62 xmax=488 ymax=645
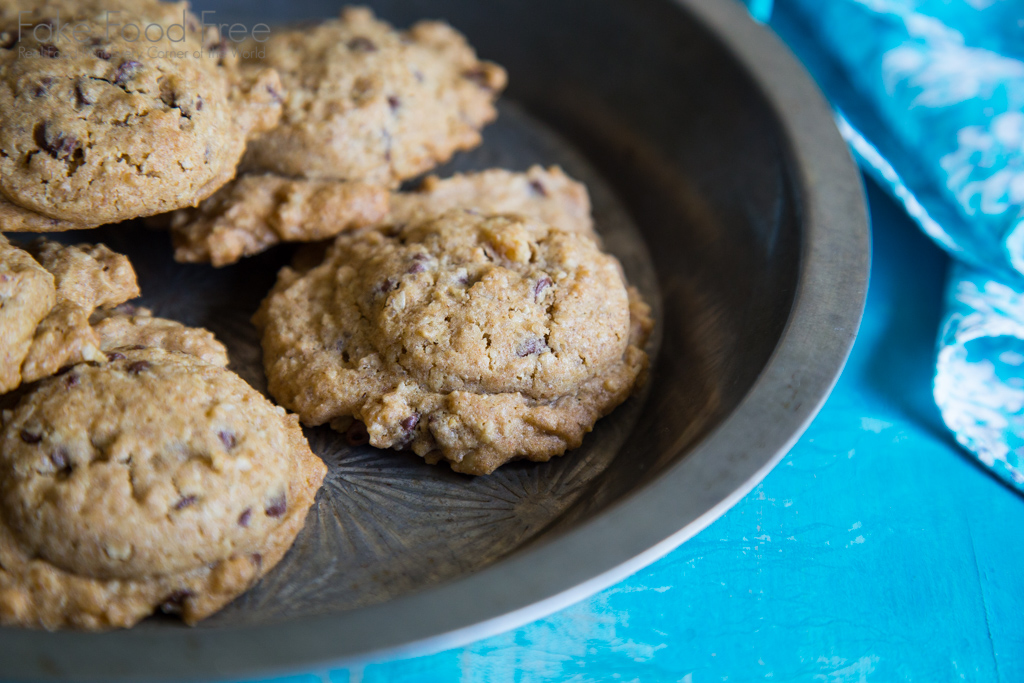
xmin=936 ymin=263 xmax=1024 ymax=488
xmin=773 ymin=0 xmax=1024 ymax=491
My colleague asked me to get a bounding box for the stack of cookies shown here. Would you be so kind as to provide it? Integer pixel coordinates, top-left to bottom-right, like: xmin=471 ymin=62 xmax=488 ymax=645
xmin=0 ymin=1 xmax=653 ymax=630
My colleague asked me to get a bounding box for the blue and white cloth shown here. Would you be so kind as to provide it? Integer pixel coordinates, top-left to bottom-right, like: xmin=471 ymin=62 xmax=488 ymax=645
xmin=771 ymin=0 xmax=1024 ymax=490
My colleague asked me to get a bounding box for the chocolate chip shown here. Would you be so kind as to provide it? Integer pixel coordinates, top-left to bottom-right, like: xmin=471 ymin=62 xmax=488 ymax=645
xmin=218 ymin=430 xmax=237 ymax=450
xmin=238 ymin=508 xmax=252 ymax=528
xmin=36 ymin=122 xmax=80 ymax=160
xmin=173 ymin=495 xmax=197 ymax=511
xmin=204 ymin=37 xmax=228 ymax=58
xmin=74 ymin=82 xmax=93 ymax=107
xmin=345 ymin=420 xmax=370 ymax=446
xmin=376 ymin=277 xmax=398 ymax=295
xmin=94 ymin=47 xmax=111 ymax=60
xmin=462 ymin=67 xmax=495 ymax=89
xmin=34 ymin=77 xmax=53 ymax=97
xmin=387 ymin=95 xmax=400 ymax=111
xmin=195 ymin=95 xmax=204 ymax=111
xmin=348 ymin=36 xmax=377 ymax=52
xmin=251 ymin=553 xmax=263 ymax=567
xmin=63 ymin=373 xmax=79 ymax=388
xmin=529 ymin=179 xmax=548 ymax=197
xmin=49 ymin=448 xmax=71 ymax=475
xmin=113 ymin=60 xmax=141 ymax=85
xmin=533 ymin=276 xmax=553 ymax=300
xmin=407 ymin=261 xmax=426 ymax=274
xmin=20 ymin=430 xmax=42 ymax=444
xmin=264 ymin=495 xmax=287 ymax=518
xmin=159 ymin=589 xmax=193 ymax=615
xmin=47 ymin=133 xmax=79 ymax=160
xmin=126 ymin=360 xmax=150 ymax=374
xmin=106 ymin=352 xmax=126 ymax=361
xmin=401 ymin=414 xmax=420 ymax=432
xmin=39 ymin=43 xmax=58 ymax=58
xmin=517 ymin=338 xmax=548 ymax=357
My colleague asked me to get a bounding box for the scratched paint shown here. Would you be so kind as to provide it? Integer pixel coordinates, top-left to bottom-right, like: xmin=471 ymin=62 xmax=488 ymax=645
xmin=253 ymin=186 xmax=1024 ymax=682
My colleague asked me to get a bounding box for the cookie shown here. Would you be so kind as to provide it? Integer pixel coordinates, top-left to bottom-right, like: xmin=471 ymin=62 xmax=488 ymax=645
xmin=169 ymin=174 xmax=389 ymax=267
xmin=0 ymin=346 xmax=326 ymax=630
xmin=240 ymin=6 xmax=506 ymax=186
xmin=18 ymin=239 xmax=139 ymax=384
xmin=254 ymin=210 xmax=652 ymax=475
xmin=92 ymin=306 xmax=229 ymax=367
xmin=0 ymin=237 xmax=138 ymax=393
xmin=391 ymin=166 xmax=595 ymax=237
xmin=0 ymin=236 xmax=55 ymax=393
xmin=0 ymin=0 xmax=283 ymax=230
xmin=168 ymin=166 xmax=592 ymax=266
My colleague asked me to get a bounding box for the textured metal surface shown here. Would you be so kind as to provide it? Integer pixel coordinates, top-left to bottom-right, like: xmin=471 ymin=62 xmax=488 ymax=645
xmin=0 ymin=0 xmax=869 ymax=680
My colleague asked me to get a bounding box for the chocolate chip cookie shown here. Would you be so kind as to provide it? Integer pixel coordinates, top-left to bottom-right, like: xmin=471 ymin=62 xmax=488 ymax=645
xmin=254 ymin=210 xmax=652 ymax=475
xmin=240 ymin=6 xmax=506 ymax=185
xmin=169 ymin=174 xmax=389 ymax=267
xmin=390 ymin=166 xmax=595 ymax=237
xmin=0 ymin=237 xmax=138 ymax=393
xmin=19 ymin=239 xmax=139 ymax=385
xmin=0 ymin=345 xmax=326 ymax=630
xmin=168 ymin=166 xmax=591 ymax=266
xmin=0 ymin=235 xmax=55 ymax=393
xmin=0 ymin=0 xmax=283 ymax=230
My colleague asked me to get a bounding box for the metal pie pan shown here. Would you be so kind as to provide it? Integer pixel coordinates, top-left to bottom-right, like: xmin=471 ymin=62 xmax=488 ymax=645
xmin=0 ymin=0 xmax=869 ymax=679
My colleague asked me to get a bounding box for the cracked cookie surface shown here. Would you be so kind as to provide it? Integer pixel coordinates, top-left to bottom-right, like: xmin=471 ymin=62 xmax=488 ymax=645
xmin=0 ymin=0 xmax=283 ymax=229
xmin=168 ymin=166 xmax=591 ymax=266
xmin=240 ymin=6 xmax=505 ymax=186
xmin=0 ymin=237 xmax=138 ymax=393
xmin=255 ymin=210 xmax=652 ymax=475
xmin=169 ymin=174 xmax=389 ymax=267
xmin=0 ymin=236 xmax=55 ymax=394
xmin=0 ymin=346 xmax=326 ymax=630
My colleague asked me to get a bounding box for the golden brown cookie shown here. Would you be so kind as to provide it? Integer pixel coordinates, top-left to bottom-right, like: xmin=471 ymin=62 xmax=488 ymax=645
xmin=18 ymin=239 xmax=139 ymax=384
xmin=0 ymin=236 xmax=55 ymax=394
xmin=0 ymin=237 xmax=139 ymax=392
xmin=240 ymin=6 xmax=506 ymax=185
xmin=0 ymin=346 xmax=326 ymax=630
xmin=255 ymin=210 xmax=652 ymax=475
xmin=169 ymin=174 xmax=389 ymax=267
xmin=391 ymin=166 xmax=595 ymax=237
xmin=168 ymin=166 xmax=592 ymax=266
xmin=0 ymin=0 xmax=283 ymax=230
xmin=92 ymin=306 xmax=229 ymax=368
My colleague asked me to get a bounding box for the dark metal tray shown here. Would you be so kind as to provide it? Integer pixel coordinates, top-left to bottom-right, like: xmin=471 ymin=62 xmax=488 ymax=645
xmin=0 ymin=0 xmax=868 ymax=679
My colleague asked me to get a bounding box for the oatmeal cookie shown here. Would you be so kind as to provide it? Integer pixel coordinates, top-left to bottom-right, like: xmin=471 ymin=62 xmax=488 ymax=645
xmin=0 ymin=237 xmax=139 ymax=392
xmin=0 ymin=0 xmax=283 ymax=229
xmin=0 ymin=236 xmax=55 ymax=394
xmin=0 ymin=346 xmax=326 ymax=630
xmin=391 ymin=166 xmax=595 ymax=237
xmin=254 ymin=210 xmax=652 ymax=475
xmin=18 ymin=239 xmax=139 ymax=384
xmin=168 ymin=166 xmax=591 ymax=266
xmin=169 ymin=174 xmax=389 ymax=267
xmin=240 ymin=6 xmax=506 ymax=185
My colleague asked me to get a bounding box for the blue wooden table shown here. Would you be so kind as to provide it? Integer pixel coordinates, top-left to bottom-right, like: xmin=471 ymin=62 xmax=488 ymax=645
xmin=254 ymin=179 xmax=1024 ymax=682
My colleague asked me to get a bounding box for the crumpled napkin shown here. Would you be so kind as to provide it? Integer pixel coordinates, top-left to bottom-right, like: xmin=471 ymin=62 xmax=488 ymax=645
xmin=769 ymin=0 xmax=1024 ymax=490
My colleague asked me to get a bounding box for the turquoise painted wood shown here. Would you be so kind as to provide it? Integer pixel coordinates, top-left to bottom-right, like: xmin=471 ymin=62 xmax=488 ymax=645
xmin=253 ymin=181 xmax=1024 ymax=682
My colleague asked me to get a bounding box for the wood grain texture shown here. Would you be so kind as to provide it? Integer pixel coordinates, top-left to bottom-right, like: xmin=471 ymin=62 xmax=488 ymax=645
xmin=247 ymin=181 xmax=1024 ymax=683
